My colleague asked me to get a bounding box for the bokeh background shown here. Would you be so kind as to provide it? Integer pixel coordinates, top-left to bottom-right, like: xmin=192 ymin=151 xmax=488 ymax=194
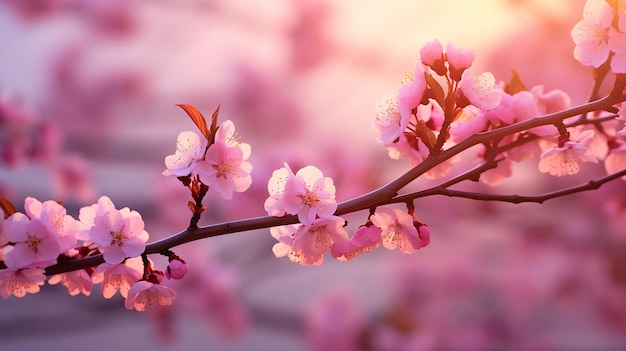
xmin=3 ymin=0 xmax=626 ymax=350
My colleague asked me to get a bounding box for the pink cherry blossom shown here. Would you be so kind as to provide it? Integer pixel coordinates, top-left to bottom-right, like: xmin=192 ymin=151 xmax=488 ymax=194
xmin=538 ymin=130 xmax=598 ymax=176
xmin=24 ymin=197 xmax=78 ymax=252
xmin=48 ymin=269 xmax=93 ymax=296
xmin=486 ymin=89 xmax=558 ymax=137
xmin=386 ymin=131 xmax=430 ymax=165
xmin=370 ymin=208 xmax=423 ymax=254
xmin=609 ymin=12 xmax=626 ymax=73
xmin=459 ymin=68 xmax=501 ymax=111
xmin=531 ymin=86 xmax=571 ymax=115
xmin=77 ymin=195 xmax=116 ymax=240
xmin=91 ymin=256 xmax=143 ymax=298
xmin=2 ymin=213 xmax=61 ymax=269
xmin=215 ymin=120 xmax=251 ymax=156
xmin=281 ymin=165 xmax=338 ymax=225
xmin=162 ymin=130 xmax=208 ymax=177
xmin=420 ymin=40 xmax=446 ymax=74
xmin=264 ymin=163 xmax=296 ymax=217
xmin=571 ymin=0 xmax=614 ymax=68
xmin=331 ymin=222 xmax=382 ymax=261
xmin=374 ymin=94 xmax=406 ymax=144
xmin=450 ymin=105 xmax=488 ymax=143
xmin=166 ymin=256 xmax=189 ymax=280
xmin=84 ymin=196 xmax=149 ymax=264
xmin=446 ymin=42 xmax=475 ymax=80
xmin=290 ymin=216 xmax=350 ymax=265
xmin=269 ymin=224 xmax=302 ymax=264
xmin=579 ymin=124 xmax=609 ymax=160
xmin=125 ymin=280 xmax=177 ymax=311
xmin=0 ymin=267 xmax=46 ymax=299
xmin=195 ymin=141 xmax=253 ymax=200
xmin=397 ymin=64 xmax=427 ymax=121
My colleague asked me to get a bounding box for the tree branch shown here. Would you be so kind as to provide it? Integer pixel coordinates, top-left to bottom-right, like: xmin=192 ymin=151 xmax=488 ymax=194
xmin=396 ymin=168 xmax=626 ymax=204
xmin=44 ymin=93 xmax=626 ymax=276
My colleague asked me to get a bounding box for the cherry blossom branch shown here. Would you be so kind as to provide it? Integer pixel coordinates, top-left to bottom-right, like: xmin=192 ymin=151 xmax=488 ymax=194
xmin=395 ymin=167 xmax=626 ymax=204
xmin=44 ymin=92 xmax=626 ymax=276
xmin=339 ymin=92 xmax=626 ymax=214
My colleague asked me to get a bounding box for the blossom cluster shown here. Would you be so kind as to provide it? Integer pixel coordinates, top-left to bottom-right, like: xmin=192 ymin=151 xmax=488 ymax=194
xmin=572 ymin=0 xmax=626 ymax=73
xmin=374 ymin=39 xmax=504 ymax=179
xmin=0 ymin=196 xmax=186 ymax=311
xmin=163 ymin=119 xmax=252 ymax=201
xmin=264 ymin=163 xmax=430 ymax=265
xmin=372 ymin=31 xmax=626 ymax=183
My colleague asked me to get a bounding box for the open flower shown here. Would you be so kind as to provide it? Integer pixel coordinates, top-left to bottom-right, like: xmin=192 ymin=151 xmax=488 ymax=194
xmin=397 ymin=64 xmax=427 ymax=120
xmin=125 ymin=280 xmax=177 ymax=311
xmin=162 ymin=130 xmax=208 ymax=177
xmin=610 ymin=15 xmax=626 ymax=73
xmin=24 ymin=197 xmax=78 ymax=252
xmin=374 ymin=94 xmax=406 ymax=144
xmin=264 ymin=163 xmax=296 ymax=217
xmin=82 ymin=196 xmax=149 ymax=264
xmin=571 ymin=0 xmax=614 ymax=68
xmin=91 ymin=257 xmax=143 ymax=298
xmin=459 ymin=68 xmax=501 ymax=110
xmin=0 ymin=268 xmax=46 ymax=299
xmin=290 ymin=216 xmax=350 ymax=265
xmin=270 ymin=224 xmax=301 ymax=264
xmin=195 ymin=141 xmax=253 ymax=200
xmin=2 ymin=213 xmax=61 ymax=269
xmin=370 ymin=207 xmax=424 ymax=254
xmin=331 ymin=222 xmax=382 ymax=261
xmin=538 ymin=129 xmax=598 ymax=176
xmin=48 ymin=269 xmax=93 ymax=296
xmin=281 ymin=165 xmax=337 ymax=225
xmin=215 ymin=120 xmax=251 ymax=154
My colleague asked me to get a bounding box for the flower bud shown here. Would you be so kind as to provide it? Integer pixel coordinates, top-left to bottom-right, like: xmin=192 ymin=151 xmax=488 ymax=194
xmin=420 ymin=40 xmax=446 ymax=75
xmin=446 ymin=42 xmax=475 ymax=81
xmin=166 ymin=256 xmax=189 ymax=280
xmin=413 ymin=221 xmax=431 ymax=249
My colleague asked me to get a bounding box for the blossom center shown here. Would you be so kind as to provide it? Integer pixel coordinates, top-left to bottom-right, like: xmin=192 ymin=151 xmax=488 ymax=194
xmin=110 ymin=226 xmax=128 ymax=246
xmin=387 ymin=226 xmax=402 ymax=244
xmin=301 ymin=191 xmax=320 ymax=206
xmin=25 ymin=234 xmax=42 ymax=252
xmin=214 ymin=162 xmax=234 ymax=179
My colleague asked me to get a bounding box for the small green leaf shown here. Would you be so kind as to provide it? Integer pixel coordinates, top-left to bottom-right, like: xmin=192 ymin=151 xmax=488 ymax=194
xmin=177 ymin=104 xmax=210 ymax=140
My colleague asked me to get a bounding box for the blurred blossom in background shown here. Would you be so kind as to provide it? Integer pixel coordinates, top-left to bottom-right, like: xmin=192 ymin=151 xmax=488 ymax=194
xmin=3 ymin=0 xmax=626 ymax=350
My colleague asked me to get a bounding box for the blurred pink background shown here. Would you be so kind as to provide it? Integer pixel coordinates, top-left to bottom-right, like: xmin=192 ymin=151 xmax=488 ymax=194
xmin=4 ymin=0 xmax=626 ymax=350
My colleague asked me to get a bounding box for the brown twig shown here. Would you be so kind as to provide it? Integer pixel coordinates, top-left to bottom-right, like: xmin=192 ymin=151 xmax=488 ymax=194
xmin=44 ymin=93 xmax=626 ymax=276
